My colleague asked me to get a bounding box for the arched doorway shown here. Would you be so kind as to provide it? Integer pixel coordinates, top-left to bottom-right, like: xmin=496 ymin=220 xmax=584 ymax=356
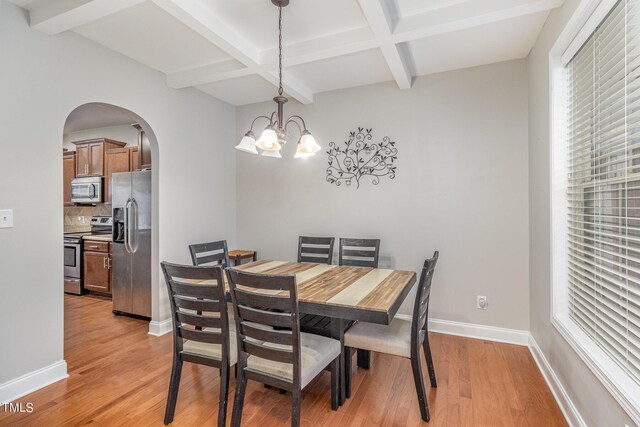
xmin=62 ymin=103 xmax=160 ymax=339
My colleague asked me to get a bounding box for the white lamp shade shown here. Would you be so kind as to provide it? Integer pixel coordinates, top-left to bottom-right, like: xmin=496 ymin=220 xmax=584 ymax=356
xmin=261 ymin=149 xmax=282 ymax=158
xmin=256 ymin=127 xmax=281 ymax=151
xmin=235 ymin=133 xmax=258 ymax=154
xmin=299 ymin=132 xmax=320 ymax=154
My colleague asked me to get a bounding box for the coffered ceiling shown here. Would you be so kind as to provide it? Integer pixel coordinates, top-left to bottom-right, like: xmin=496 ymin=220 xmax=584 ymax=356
xmin=10 ymin=0 xmax=565 ymax=106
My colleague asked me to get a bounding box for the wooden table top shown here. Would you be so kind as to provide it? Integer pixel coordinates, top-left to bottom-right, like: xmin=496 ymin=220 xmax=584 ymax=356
xmin=232 ymin=260 xmax=417 ymax=325
xmin=228 ymin=250 xmax=256 ymax=257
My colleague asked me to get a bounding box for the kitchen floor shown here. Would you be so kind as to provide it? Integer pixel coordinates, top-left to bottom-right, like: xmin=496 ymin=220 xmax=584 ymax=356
xmin=0 ymin=295 xmax=566 ymax=426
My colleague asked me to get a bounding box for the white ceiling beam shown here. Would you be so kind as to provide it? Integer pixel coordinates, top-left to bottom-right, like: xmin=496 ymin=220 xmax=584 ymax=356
xmin=358 ymin=0 xmax=413 ymax=90
xmin=393 ymin=0 xmax=565 ymax=43
xmin=30 ymin=0 xmax=145 ymax=35
xmin=152 ymin=0 xmax=313 ymax=104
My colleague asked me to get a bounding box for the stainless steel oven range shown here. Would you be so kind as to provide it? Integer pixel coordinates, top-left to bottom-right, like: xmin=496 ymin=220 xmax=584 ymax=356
xmin=63 ymin=216 xmax=112 ymax=295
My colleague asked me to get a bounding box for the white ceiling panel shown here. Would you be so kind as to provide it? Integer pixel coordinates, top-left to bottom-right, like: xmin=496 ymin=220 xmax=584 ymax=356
xmin=74 ymin=1 xmax=231 ymax=74
xmin=197 ymin=74 xmax=278 ymax=106
xmin=394 ymin=0 xmax=471 ymax=19
xmin=410 ymin=11 xmax=549 ymax=76
xmin=199 ymin=0 xmax=368 ymax=50
xmin=288 ymin=49 xmax=393 ymax=94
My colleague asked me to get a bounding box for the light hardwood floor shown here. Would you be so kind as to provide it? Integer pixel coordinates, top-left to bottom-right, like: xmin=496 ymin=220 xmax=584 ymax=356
xmin=0 ymin=295 xmax=567 ymax=426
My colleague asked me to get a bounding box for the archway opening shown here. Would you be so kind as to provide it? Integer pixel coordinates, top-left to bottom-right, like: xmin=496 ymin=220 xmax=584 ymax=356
xmin=62 ymin=102 xmax=160 ymax=347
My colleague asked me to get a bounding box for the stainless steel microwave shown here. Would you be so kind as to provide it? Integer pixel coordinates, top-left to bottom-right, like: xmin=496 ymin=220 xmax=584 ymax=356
xmin=71 ymin=177 xmax=103 ymax=204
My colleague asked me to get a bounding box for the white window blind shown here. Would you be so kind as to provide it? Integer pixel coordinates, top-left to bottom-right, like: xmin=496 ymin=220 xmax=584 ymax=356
xmin=567 ymin=0 xmax=640 ymax=386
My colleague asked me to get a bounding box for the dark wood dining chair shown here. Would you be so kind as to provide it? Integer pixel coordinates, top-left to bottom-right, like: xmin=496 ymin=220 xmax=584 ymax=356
xmin=189 ymin=240 xmax=231 ymax=330
xmin=226 ymin=268 xmax=341 ymax=427
xmin=343 ymin=251 xmax=439 ymax=421
xmin=297 ymin=236 xmax=336 ymax=335
xmin=189 ymin=240 xmax=230 ymax=269
xmin=297 ymin=236 xmax=335 ymax=264
xmin=339 ymin=238 xmax=380 ymax=268
xmin=161 ymin=262 xmax=235 ymax=427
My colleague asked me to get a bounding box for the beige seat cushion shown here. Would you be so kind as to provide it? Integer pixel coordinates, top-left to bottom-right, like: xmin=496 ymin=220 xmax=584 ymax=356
xmin=182 ymin=329 xmax=238 ymax=365
xmin=344 ymin=317 xmax=412 ymax=358
xmin=246 ymin=332 xmax=341 ymax=388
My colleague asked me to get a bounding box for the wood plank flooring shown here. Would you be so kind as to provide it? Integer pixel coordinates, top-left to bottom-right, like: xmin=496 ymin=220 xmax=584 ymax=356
xmin=0 ymin=295 xmax=567 ymax=426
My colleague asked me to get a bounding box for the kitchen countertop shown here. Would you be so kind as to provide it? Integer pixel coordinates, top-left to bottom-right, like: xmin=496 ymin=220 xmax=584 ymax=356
xmin=82 ymin=235 xmax=112 ymax=242
xmin=64 ymin=227 xmax=91 ymax=234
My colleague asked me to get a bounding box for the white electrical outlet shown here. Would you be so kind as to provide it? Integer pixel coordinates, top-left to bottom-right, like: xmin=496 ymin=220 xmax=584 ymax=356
xmin=0 ymin=209 xmax=14 ymax=228
xmin=477 ymin=295 xmax=488 ymax=310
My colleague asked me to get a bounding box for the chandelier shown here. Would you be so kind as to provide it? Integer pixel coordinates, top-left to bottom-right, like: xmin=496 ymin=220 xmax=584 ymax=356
xmin=235 ymin=0 xmax=320 ymax=159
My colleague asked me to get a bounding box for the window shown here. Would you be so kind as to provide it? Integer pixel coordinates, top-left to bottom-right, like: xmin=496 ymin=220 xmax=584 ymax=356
xmin=566 ymin=0 xmax=640 ymax=387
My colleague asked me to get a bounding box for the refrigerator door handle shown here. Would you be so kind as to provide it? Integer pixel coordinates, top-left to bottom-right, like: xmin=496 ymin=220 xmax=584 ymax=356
xmin=124 ymin=198 xmax=133 ymax=254
xmin=129 ymin=198 xmax=139 ymax=253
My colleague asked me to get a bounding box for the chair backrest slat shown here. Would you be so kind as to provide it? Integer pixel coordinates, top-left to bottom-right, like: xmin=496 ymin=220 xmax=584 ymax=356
xmin=243 ymin=340 xmax=294 ymax=364
xmin=412 ymin=252 xmax=439 ymax=335
xmin=298 ymin=236 xmax=335 ymax=264
xmin=189 ymin=240 xmax=230 ymax=269
xmin=178 ymin=326 xmax=224 ymax=344
xmin=234 ymin=288 xmax=291 ymax=310
xmin=238 ymin=305 xmax=293 ymax=328
xmin=170 ymin=281 xmax=222 ymax=298
xmin=339 ymin=238 xmax=381 ymax=268
xmin=176 ymin=311 xmax=223 ymax=329
xmin=226 ymin=268 xmax=301 ymax=387
xmin=174 ymin=296 xmax=218 ymax=312
xmin=161 ymin=262 xmax=230 ymax=362
xmin=241 ymin=322 xmax=293 ymax=345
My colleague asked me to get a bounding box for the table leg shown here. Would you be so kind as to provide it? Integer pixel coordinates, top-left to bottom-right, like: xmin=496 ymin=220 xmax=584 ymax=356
xmin=330 ymin=318 xmax=346 ymax=405
xmin=357 ymin=349 xmax=371 ymax=369
xmin=252 ymin=252 xmax=257 ymax=262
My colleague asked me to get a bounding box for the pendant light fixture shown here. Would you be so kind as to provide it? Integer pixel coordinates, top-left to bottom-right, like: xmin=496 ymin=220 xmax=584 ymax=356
xmin=235 ymin=0 xmax=320 ymax=158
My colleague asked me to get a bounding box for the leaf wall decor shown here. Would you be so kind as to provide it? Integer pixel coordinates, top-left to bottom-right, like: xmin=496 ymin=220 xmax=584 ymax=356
xmin=326 ymin=128 xmax=398 ymax=188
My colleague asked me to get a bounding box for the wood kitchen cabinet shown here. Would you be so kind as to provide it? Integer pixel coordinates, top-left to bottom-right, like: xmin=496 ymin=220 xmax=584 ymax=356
xmin=133 ymin=124 xmax=152 ymax=170
xmin=104 ymin=146 xmax=146 ymax=205
xmin=129 ymin=146 xmax=140 ymax=171
xmin=74 ymin=138 xmax=126 ymax=178
xmin=83 ymin=240 xmax=111 ymax=295
xmin=63 ymin=151 xmax=75 ymax=206
xmin=104 ymin=147 xmax=131 ymax=205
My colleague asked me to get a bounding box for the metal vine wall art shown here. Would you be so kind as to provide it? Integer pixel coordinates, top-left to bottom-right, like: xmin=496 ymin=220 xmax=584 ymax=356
xmin=326 ymin=128 xmax=398 ymax=188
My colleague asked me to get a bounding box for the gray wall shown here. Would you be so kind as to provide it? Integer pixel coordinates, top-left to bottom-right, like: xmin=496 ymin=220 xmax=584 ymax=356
xmin=0 ymin=1 xmax=236 ymax=389
xmin=527 ymin=0 xmax=636 ymax=425
xmin=236 ymin=60 xmax=530 ymax=329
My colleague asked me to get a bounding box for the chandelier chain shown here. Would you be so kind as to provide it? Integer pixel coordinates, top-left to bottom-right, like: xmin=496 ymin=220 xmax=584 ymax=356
xmin=278 ymin=6 xmax=283 ymax=96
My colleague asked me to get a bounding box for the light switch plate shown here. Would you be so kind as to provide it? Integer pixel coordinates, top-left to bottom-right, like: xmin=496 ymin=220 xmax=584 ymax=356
xmin=0 ymin=209 xmax=14 ymax=228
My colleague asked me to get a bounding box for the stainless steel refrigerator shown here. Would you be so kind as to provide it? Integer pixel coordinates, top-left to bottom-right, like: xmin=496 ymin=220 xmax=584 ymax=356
xmin=112 ymin=170 xmax=152 ymax=319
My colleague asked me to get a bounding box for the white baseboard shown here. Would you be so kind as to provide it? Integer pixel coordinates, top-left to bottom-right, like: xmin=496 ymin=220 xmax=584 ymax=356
xmin=0 ymin=360 xmax=68 ymax=403
xmin=528 ymin=335 xmax=586 ymax=427
xmin=395 ymin=315 xmax=530 ymax=346
xmin=148 ymin=318 xmax=172 ymax=336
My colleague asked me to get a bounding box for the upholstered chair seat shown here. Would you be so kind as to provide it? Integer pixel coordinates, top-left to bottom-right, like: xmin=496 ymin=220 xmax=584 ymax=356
xmin=247 ymin=332 xmax=341 ymax=388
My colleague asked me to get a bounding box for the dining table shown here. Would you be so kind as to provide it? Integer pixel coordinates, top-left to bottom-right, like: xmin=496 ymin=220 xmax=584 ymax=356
xmin=231 ymin=260 xmax=417 ymax=405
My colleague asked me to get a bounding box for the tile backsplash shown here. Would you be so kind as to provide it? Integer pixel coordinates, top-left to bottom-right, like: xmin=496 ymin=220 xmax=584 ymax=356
xmin=64 ymin=204 xmax=110 ymax=232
